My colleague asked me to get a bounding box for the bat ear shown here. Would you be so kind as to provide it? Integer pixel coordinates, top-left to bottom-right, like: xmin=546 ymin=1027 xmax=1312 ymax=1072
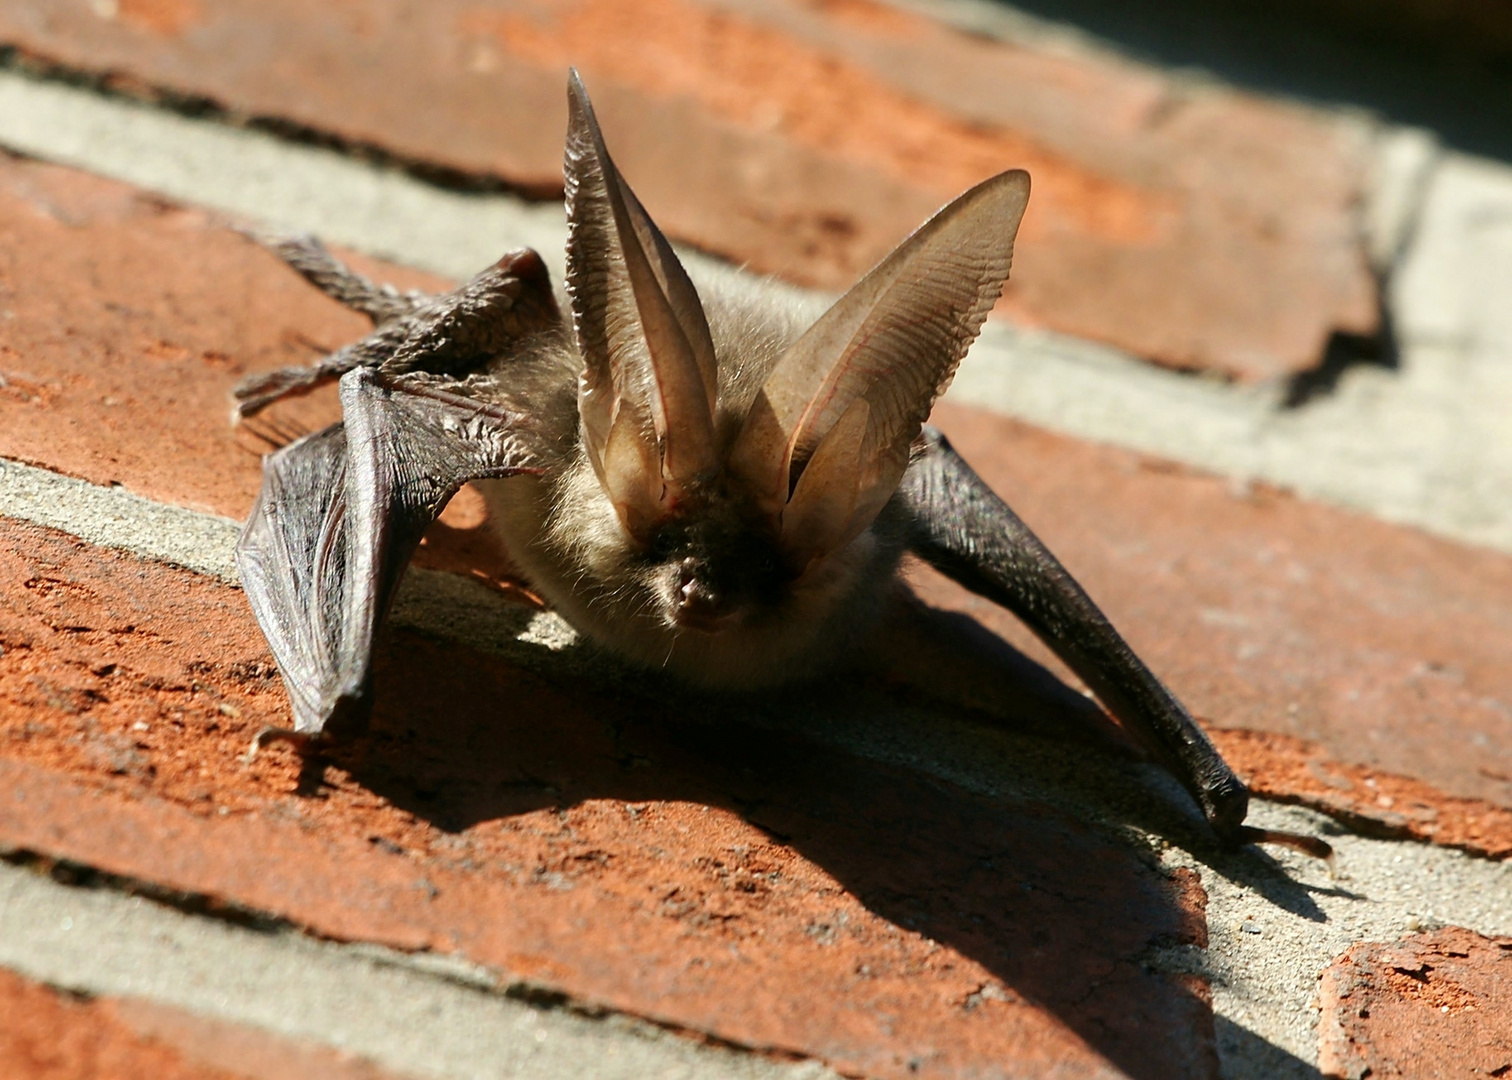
xmin=563 ymin=70 xmax=720 ymax=541
xmin=729 ymin=169 xmax=1030 ymax=569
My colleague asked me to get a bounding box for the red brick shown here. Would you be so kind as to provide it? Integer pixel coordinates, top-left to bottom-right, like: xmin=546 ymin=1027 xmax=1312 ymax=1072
xmin=0 ymin=517 xmax=1217 ymax=1080
xmin=0 ymin=967 xmax=400 ymax=1080
xmin=690 ymin=0 xmax=1377 ymax=378
xmin=0 ymin=151 xmax=434 ymax=518
xmin=1318 ymin=928 xmax=1512 ymax=1079
xmin=0 ymin=0 xmax=1375 ymax=378
xmin=0 ymin=151 xmax=511 ymax=580
xmin=0 ymin=967 xmax=242 ymax=1080
xmin=1210 ymin=728 xmax=1512 ymax=859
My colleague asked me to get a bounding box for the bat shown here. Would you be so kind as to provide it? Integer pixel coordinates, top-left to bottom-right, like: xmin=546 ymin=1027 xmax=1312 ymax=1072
xmin=234 ymin=71 xmax=1327 ymax=858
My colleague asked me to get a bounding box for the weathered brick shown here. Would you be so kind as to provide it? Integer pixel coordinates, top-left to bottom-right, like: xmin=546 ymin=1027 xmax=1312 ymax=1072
xmin=0 ymin=965 xmax=402 ymax=1079
xmin=0 ymin=0 xmax=1376 ymax=378
xmin=0 ymin=967 xmax=242 ymax=1080
xmin=0 ymin=151 xmax=437 ymax=518
xmin=1210 ymin=728 xmax=1512 ymax=859
xmin=0 ymin=151 xmax=508 ymax=578
xmin=0 ymin=517 xmax=1218 ymax=1080
xmin=1317 ymin=927 xmax=1512 ymax=1079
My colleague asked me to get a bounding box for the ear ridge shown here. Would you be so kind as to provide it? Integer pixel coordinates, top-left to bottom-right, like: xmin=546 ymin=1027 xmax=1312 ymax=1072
xmin=730 ymin=168 xmax=1030 ymax=552
xmin=564 ymin=71 xmax=719 ymax=527
xmin=612 ymin=178 xmax=719 ymax=487
xmin=614 ymin=176 xmax=719 ymax=420
xmin=563 ymin=73 xmax=621 ymax=478
xmin=778 ymin=397 xmax=870 ymax=566
xmin=601 ymin=406 xmax=663 ymax=540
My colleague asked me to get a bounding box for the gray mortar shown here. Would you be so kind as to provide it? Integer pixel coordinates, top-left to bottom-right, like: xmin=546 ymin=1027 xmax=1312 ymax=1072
xmin=0 ymin=860 xmax=837 ymax=1080
xmin=1163 ymin=802 xmax=1512 ymax=1079
xmin=3 ymin=71 xmax=1512 ymax=556
xmin=0 ymin=458 xmax=241 ymax=579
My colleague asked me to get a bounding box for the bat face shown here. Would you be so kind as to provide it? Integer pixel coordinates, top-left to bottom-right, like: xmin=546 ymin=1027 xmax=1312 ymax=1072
xmin=474 ymin=73 xmax=1027 ymax=687
xmin=479 ymin=285 xmax=912 ymax=688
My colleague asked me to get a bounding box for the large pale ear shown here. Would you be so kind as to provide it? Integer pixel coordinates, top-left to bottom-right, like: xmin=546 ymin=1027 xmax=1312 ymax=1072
xmin=563 ymin=70 xmax=720 ymax=539
xmin=729 ymin=169 xmax=1030 ymax=565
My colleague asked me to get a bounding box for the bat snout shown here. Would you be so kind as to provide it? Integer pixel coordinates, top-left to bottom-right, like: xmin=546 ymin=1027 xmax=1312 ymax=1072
xmin=671 ymin=562 xmax=740 ymax=633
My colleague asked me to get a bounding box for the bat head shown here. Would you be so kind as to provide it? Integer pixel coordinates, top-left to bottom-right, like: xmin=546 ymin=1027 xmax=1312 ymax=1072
xmin=561 ymin=71 xmax=1028 ymax=647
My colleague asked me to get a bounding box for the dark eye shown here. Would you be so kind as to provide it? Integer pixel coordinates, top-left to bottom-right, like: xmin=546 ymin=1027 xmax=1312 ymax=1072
xmin=648 ymin=528 xmax=679 ymax=560
xmin=755 ymin=552 xmax=781 ymax=579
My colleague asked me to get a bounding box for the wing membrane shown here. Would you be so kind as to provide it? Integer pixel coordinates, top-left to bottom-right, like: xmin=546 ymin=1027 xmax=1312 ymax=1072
xmin=237 ymin=368 xmax=538 ymax=735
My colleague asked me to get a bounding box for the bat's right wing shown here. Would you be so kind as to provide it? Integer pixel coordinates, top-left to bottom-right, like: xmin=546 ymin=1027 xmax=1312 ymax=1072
xmin=237 ymin=367 xmax=538 ymax=737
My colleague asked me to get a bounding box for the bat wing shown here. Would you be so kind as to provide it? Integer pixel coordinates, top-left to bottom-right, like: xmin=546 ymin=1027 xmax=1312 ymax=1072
xmin=900 ymin=426 xmax=1251 ymax=842
xmin=237 ymin=367 xmax=538 ymax=736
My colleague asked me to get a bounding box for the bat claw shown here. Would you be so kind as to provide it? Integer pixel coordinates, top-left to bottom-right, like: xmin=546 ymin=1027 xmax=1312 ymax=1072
xmin=243 ymin=725 xmax=317 ymax=763
xmin=1233 ymin=825 xmax=1336 ymax=874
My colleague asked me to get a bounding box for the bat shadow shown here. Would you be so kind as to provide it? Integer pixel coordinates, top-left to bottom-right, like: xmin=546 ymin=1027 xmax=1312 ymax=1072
xmin=320 ymin=598 xmax=1316 ymax=1080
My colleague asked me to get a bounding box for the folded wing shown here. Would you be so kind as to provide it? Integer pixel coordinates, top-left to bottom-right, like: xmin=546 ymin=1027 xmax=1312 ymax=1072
xmin=237 ymin=367 xmax=540 ymax=736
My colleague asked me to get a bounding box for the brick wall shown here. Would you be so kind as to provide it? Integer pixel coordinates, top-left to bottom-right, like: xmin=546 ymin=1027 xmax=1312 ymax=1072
xmin=1 ymin=2 xmax=1510 ymax=1077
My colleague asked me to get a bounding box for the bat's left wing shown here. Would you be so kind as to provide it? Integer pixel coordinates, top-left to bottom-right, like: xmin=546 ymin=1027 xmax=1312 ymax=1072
xmin=238 ymin=368 xmax=539 ymax=737
xmin=900 ymin=428 xmax=1332 ymax=858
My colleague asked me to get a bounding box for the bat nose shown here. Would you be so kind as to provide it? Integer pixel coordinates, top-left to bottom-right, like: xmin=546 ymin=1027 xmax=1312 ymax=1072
xmin=674 ymin=563 xmax=734 ymax=631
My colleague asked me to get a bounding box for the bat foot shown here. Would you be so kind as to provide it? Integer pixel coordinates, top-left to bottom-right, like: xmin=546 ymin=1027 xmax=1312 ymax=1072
xmin=243 ymin=725 xmax=318 ymax=763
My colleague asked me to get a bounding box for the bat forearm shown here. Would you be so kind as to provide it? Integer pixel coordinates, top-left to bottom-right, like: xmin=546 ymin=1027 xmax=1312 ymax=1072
xmin=900 ymin=427 xmax=1249 ymax=840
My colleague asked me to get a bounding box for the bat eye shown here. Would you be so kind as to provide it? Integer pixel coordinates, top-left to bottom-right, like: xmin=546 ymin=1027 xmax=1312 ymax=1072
xmin=648 ymin=527 xmax=680 ymax=560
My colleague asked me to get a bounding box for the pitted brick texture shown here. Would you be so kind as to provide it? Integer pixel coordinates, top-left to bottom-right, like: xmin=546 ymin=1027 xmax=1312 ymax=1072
xmin=1211 ymin=728 xmax=1512 ymax=859
xmin=1318 ymin=928 xmax=1512 ymax=1079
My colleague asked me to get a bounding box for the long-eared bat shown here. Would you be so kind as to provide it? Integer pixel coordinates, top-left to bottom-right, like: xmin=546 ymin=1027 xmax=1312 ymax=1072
xmin=235 ymin=71 xmax=1324 ymax=856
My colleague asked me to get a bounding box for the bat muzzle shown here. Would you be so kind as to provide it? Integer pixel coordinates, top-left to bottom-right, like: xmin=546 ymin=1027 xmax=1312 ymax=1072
xmin=673 ymin=570 xmax=740 ymax=633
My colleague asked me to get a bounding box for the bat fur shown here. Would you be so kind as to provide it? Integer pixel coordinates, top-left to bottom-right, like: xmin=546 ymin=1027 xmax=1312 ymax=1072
xmin=233 ymin=71 xmax=1327 ymax=858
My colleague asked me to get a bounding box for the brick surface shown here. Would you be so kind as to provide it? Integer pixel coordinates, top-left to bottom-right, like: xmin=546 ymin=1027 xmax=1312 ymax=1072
xmin=3 ymin=153 xmax=1508 ymax=847
xmin=0 ymin=967 xmax=243 ymax=1080
xmin=0 ymin=151 xmax=440 ymax=519
xmin=1317 ymin=927 xmax=1512 ymax=1079
xmin=0 ymin=965 xmax=402 ymax=1079
xmin=0 ymin=151 xmax=508 ymax=577
xmin=1210 ymin=728 xmax=1512 ymax=859
xmin=0 ymin=0 xmax=1375 ymax=379
xmin=0 ymin=517 xmax=1218 ymax=1080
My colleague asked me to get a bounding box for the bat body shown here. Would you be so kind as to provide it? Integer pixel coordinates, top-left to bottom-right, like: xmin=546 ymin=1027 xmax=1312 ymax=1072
xmin=236 ymin=72 xmax=1321 ymax=855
